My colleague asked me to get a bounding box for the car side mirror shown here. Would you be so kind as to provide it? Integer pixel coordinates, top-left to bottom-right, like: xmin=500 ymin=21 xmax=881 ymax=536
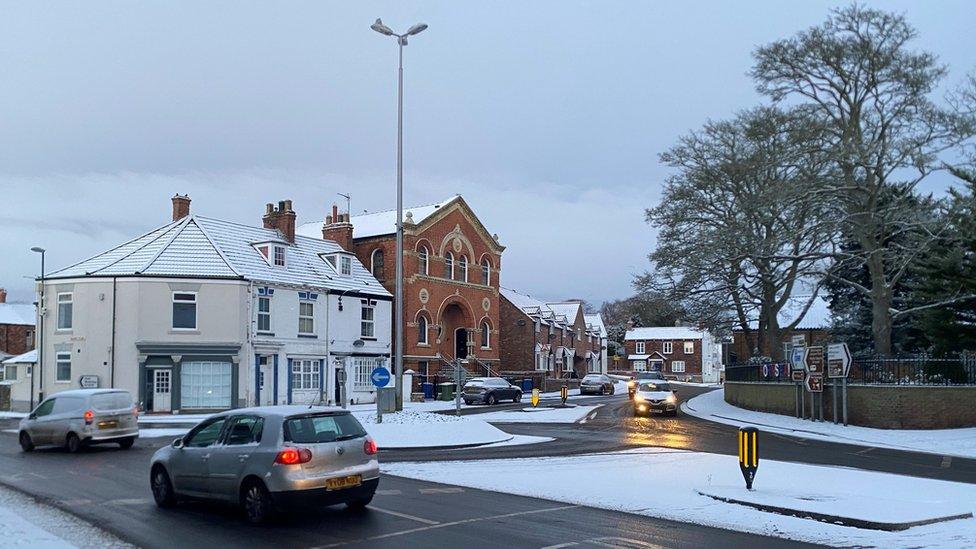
xmin=673 ymin=390 xmax=678 ymax=395
xmin=28 ymin=413 xmax=36 ymax=420
xmin=172 ymin=437 xmax=185 ymax=449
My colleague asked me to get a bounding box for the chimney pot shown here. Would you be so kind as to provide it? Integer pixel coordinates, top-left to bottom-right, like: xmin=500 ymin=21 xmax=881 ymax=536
xmin=263 ymin=199 xmax=297 ymax=243
xmin=0 ymin=288 xmax=6 ymax=303
xmin=278 ymin=200 xmax=285 ymax=212
xmin=332 ymin=204 xmax=339 ymax=221
xmin=171 ymin=194 xmax=191 ymax=222
xmin=284 ymin=199 xmax=293 ymax=212
xmin=266 ymin=203 xmax=274 ymax=215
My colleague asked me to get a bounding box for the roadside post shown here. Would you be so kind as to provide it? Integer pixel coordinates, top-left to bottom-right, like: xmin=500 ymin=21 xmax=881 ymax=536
xmin=455 ymin=358 xmax=464 ymax=417
xmin=336 ymin=361 xmax=348 ymax=409
xmin=371 ymin=361 xmax=391 ymax=424
xmin=531 ymin=388 xmax=540 ymax=408
xmin=737 ymin=427 xmax=759 ymax=490
xmin=790 ymin=346 xmax=806 ymax=418
xmin=560 ymin=385 xmax=568 ymax=405
xmin=827 ymin=343 xmax=851 ymax=425
xmin=803 ymin=346 xmax=825 ymax=421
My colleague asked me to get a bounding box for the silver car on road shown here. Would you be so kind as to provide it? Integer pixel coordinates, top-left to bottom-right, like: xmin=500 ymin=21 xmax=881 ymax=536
xmin=149 ymin=406 xmax=380 ymax=524
xmin=18 ymin=389 xmax=139 ymax=453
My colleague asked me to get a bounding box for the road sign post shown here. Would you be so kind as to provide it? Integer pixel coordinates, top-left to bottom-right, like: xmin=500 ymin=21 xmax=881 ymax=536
xmin=371 ymin=364 xmax=391 ymax=424
xmin=803 ymin=346 xmax=825 ymax=421
xmin=790 ymin=347 xmax=806 ymax=418
xmin=826 ymin=343 xmax=851 ymax=424
xmin=337 ymin=362 xmax=348 ymax=409
xmin=737 ymin=427 xmax=759 ymax=490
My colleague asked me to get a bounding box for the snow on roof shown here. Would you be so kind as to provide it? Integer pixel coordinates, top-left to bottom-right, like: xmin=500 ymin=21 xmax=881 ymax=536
xmin=3 ymin=349 xmax=36 ymax=364
xmin=625 ymin=326 xmax=708 ymax=340
xmin=500 ymin=287 xmax=567 ymax=329
xmin=736 ymin=294 xmax=832 ymax=331
xmin=0 ymin=303 xmax=35 ymax=326
xmin=547 ymin=302 xmax=581 ymax=324
xmin=296 ymin=196 xmax=460 ymax=240
xmin=584 ymin=314 xmax=607 ymax=337
xmin=44 ymin=216 xmax=390 ymax=297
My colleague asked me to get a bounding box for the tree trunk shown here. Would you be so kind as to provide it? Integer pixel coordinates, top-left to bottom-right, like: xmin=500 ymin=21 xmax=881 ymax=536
xmin=866 ymin=253 xmax=894 ymax=357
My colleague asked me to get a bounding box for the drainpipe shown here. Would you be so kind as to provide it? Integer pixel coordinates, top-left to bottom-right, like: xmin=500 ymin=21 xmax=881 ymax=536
xmin=110 ymin=277 xmax=117 ymax=388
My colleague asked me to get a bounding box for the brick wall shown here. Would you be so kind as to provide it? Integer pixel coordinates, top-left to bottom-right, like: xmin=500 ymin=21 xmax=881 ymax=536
xmin=499 ymin=296 xmax=535 ymax=371
xmin=623 ymin=338 xmax=703 ymax=376
xmin=730 ymin=328 xmax=830 ymax=362
xmin=724 ymin=381 xmax=976 ymax=429
xmin=0 ymin=323 xmax=34 ymax=355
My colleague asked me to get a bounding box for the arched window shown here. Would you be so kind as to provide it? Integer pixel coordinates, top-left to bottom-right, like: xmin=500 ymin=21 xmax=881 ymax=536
xmin=444 ymin=252 xmax=454 ymax=279
xmin=370 ymin=249 xmax=384 ymax=281
xmin=417 ymin=314 xmax=429 ymax=345
xmin=481 ymin=257 xmax=491 ymax=285
xmin=458 ymin=255 xmax=468 ymax=282
xmin=418 ymin=245 xmax=429 ymax=275
xmin=481 ymin=320 xmax=491 ymax=349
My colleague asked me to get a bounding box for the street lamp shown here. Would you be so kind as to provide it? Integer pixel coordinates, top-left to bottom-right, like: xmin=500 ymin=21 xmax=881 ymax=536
xmin=371 ymin=18 xmax=427 ymax=411
xmin=30 ymin=247 xmax=45 ymax=408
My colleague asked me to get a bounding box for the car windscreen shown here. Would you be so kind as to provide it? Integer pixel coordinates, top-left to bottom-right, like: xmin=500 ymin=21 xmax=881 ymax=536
xmin=284 ymin=413 xmax=367 ymax=444
xmin=637 ymin=372 xmax=662 ymax=379
xmin=465 ymin=380 xmax=486 ymax=386
xmin=639 ymin=382 xmax=671 ymax=392
xmin=582 ymin=375 xmax=602 ymax=382
xmin=91 ymin=392 xmax=133 ymax=411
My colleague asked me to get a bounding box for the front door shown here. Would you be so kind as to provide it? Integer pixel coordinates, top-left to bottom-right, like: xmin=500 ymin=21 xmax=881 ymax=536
xmin=152 ymin=369 xmax=172 ymax=412
xmin=650 ymin=360 xmax=664 ymax=372
xmin=259 ymin=358 xmax=273 ymax=406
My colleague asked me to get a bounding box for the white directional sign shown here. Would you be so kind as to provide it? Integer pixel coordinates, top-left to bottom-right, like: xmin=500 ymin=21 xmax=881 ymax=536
xmin=827 ymin=343 xmax=852 ymax=379
xmin=790 ymin=346 xmax=806 ymax=371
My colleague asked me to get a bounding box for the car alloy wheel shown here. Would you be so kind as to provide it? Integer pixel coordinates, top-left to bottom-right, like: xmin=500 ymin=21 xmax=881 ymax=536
xmin=514 ymin=393 xmax=521 ymax=403
xmin=19 ymin=432 xmax=34 ymax=452
xmin=486 ymin=394 xmax=497 ymax=405
xmin=66 ymin=433 xmax=82 ymax=454
xmin=243 ymin=481 xmax=273 ymax=524
xmin=151 ymin=467 xmax=176 ymax=508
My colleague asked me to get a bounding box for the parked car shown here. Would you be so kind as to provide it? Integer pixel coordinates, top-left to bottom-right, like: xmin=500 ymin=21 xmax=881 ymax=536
xmin=627 ymin=371 xmax=666 ymax=399
xmin=150 ymin=406 xmax=379 ymax=524
xmin=462 ymin=377 xmax=522 ymax=405
xmin=18 ymin=389 xmax=138 ymax=453
xmin=580 ymin=374 xmax=616 ymax=395
xmin=633 ymin=381 xmax=679 ymax=416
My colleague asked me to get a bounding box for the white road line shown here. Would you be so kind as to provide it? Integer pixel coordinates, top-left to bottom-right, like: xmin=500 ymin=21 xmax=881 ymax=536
xmin=418 ymin=487 xmax=464 ymax=494
xmin=106 ymin=498 xmax=152 ymax=506
xmin=541 ymin=543 xmax=579 ymax=549
xmin=587 ymin=537 xmax=665 ymax=548
xmin=375 ymin=489 xmax=403 ymax=496
xmin=365 ymin=505 xmax=440 ymax=525
xmin=315 ymin=504 xmax=580 ymax=547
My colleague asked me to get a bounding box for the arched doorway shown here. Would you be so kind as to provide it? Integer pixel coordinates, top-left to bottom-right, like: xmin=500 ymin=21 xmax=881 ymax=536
xmin=440 ymin=300 xmax=474 ymax=361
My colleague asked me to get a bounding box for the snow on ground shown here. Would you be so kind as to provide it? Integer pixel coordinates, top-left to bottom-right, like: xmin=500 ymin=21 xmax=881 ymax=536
xmin=474 ymin=404 xmax=602 ymax=424
xmin=465 ymin=434 xmax=554 ymax=448
xmin=0 ymin=412 xmax=26 ymax=419
xmin=0 ymin=484 xmax=129 ymax=548
xmin=352 ymin=410 xmax=510 ymax=449
xmin=382 ymin=448 xmax=976 ymax=548
xmin=137 ymin=428 xmax=193 ymax=439
xmin=683 ymin=388 xmax=976 ymax=459
xmin=669 ymin=380 xmax=723 ymax=388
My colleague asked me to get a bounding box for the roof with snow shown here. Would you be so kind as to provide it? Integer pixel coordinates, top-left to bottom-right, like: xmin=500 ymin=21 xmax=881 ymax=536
xmin=296 ymin=196 xmax=462 ymax=240
xmin=3 ymin=349 xmax=36 ymax=364
xmin=734 ymin=295 xmax=832 ymax=331
xmin=500 ymin=287 xmax=568 ymax=329
xmin=548 ymin=302 xmax=582 ymax=324
xmin=44 ymin=215 xmax=390 ymax=297
xmin=625 ymin=326 xmax=709 ymax=340
xmin=0 ymin=303 xmax=35 ymax=326
xmin=584 ymin=314 xmax=607 ymax=337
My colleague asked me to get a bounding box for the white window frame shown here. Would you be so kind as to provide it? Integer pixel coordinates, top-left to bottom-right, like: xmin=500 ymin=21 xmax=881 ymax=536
xmin=633 ymin=360 xmax=647 ymax=372
xmin=684 ymin=341 xmax=694 ymax=354
xmin=353 ymin=357 xmax=376 ymax=390
xmin=361 ymin=302 xmax=375 ymax=338
xmin=172 ymin=291 xmax=197 ymax=330
xmin=417 ymin=315 xmax=429 ymax=345
xmin=340 ymin=256 xmax=352 ymax=276
xmin=298 ymin=301 xmax=315 ymax=335
xmin=273 ymin=245 xmax=286 ymax=267
xmin=370 ymin=248 xmax=384 ymax=280
xmin=635 ymin=341 xmax=645 ymax=354
xmin=481 ymin=258 xmax=491 ymax=285
xmin=458 ymin=255 xmax=468 ymax=282
xmin=57 ymin=292 xmax=73 ymax=330
xmin=481 ymin=321 xmax=491 ymax=349
xmin=418 ymin=245 xmax=430 ymax=275
xmin=444 ymin=252 xmax=455 ymax=279
xmin=671 ymin=360 xmax=686 ymax=373
xmin=291 ymin=359 xmax=320 ymax=390
xmin=56 ymin=351 xmax=71 ymax=382
xmin=181 ymin=361 xmax=232 ymax=409
xmin=663 ymin=341 xmax=673 ymax=354
xmin=257 ymin=296 xmax=272 ymax=333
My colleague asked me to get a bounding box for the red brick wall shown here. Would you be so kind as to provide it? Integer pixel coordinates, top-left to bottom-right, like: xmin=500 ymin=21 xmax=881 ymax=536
xmin=0 ymin=323 xmax=34 ymax=356
xmin=624 ymin=338 xmax=703 ymax=375
xmin=499 ymin=297 xmax=535 ymax=371
xmin=730 ymin=328 xmax=830 ymax=363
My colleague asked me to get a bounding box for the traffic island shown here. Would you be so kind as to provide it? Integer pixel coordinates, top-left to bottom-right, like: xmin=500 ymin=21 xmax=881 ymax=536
xmin=695 ymin=486 xmax=973 ymax=531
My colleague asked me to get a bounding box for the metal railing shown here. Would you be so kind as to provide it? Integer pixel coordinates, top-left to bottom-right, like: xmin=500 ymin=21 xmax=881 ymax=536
xmin=726 ymin=355 xmax=976 ymax=386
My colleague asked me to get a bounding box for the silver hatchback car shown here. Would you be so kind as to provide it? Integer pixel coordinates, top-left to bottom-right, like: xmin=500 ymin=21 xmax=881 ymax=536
xmin=149 ymin=406 xmax=380 ymax=524
xmin=19 ymin=389 xmax=139 ymax=453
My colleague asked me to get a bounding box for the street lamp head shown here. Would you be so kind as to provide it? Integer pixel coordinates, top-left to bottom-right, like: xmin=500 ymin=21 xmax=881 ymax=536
xmin=30 ymin=247 xmax=45 ymax=253
xmin=405 ymin=23 xmax=428 ymax=36
xmin=371 ymin=18 xmax=395 ymax=36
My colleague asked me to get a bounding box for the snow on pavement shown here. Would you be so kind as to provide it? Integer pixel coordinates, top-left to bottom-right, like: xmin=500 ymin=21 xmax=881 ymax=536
xmin=382 ymin=448 xmax=976 ymax=548
xmin=353 ymin=411 xmax=511 ymax=449
xmin=0 ymin=485 xmax=129 ymax=548
xmin=683 ymin=388 xmax=976 ymax=459
xmin=475 ymin=404 xmax=602 ymax=424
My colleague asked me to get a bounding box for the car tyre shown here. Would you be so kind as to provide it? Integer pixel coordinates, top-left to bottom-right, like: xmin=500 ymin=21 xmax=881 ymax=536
xmin=65 ymin=433 xmax=83 ymax=454
xmin=19 ymin=432 xmax=34 ymax=453
xmin=463 ymin=399 xmax=473 ymax=405
xmin=118 ymin=437 xmax=135 ymax=450
xmin=513 ymin=392 xmax=521 ymax=403
xmin=486 ymin=393 xmax=497 ymax=406
xmin=345 ymin=493 xmax=374 ymax=511
xmin=242 ymin=479 xmax=275 ymax=525
xmin=151 ymin=466 xmax=177 ymax=508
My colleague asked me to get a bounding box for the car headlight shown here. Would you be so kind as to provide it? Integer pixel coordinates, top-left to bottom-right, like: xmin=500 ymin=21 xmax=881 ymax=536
xmin=634 ymin=394 xmax=645 ymax=402
xmin=666 ymin=394 xmax=676 ymax=403
xmin=627 ymin=381 xmax=636 ymax=388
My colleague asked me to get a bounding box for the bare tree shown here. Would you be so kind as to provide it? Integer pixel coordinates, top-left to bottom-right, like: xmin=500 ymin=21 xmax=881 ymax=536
xmin=752 ymin=4 xmax=976 ymax=355
xmin=639 ymin=106 xmax=834 ymax=359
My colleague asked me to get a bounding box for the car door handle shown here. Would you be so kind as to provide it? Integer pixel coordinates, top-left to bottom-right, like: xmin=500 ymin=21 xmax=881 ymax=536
xmin=237 ymin=454 xmax=250 ymax=461
xmin=201 ymin=454 xmax=210 ymax=461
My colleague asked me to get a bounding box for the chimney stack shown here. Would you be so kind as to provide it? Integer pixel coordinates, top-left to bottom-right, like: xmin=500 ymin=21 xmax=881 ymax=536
xmin=322 ymin=203 xmax=354 ymax=251
xmin=172 ymin=194 xmax=191 ymax=221
xmin=262 ymin=199 xmax=297 ymax=243
xmin=0 ymin=288 xmax=6 ymax=303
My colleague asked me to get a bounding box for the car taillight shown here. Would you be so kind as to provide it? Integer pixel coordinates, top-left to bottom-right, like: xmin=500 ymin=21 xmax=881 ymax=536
xmin=84 ymin=410 xmax=94 ymax=425
xmin=364 ymin=438 xmax=378 ymax=455
xmin=275 ymin=447 xmax=312 ymax=465
xmin=132 ymin=406 xmax=139 ymax=417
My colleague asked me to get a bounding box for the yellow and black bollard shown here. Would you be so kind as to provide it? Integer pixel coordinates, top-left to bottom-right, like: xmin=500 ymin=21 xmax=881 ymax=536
xmin=737 ymin=427 xmax=759 ymax=490
xmin=531 ymin=388 xmax=540 ymax=408
xmin=560 ymin=385 xmax=568 ymax=405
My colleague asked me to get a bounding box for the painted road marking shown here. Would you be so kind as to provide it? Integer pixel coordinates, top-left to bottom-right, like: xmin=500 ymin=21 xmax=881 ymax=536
xmin=854 ymin=446 xmax=876 ymax=455
xmin=586 ymin=537 xmax=665 ymax=548
xmin=366 ymin=505 xmax=440 ymax=525
xmin=314 ymin=504 xmax=581 ymax=547
xmin=106 ymin=498 xmax=152 ymax=506
xmin=375 ymin=489 xmax=402 ymax=496
xmin=418 ymin=487 xmax=464 ymax=494
xmin=541 ymin=543 xmax=579 ymax=549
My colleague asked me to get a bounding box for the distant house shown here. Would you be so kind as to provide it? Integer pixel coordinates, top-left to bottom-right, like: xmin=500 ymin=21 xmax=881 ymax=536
xmin=34 ymin=195 xmax=392 ymax=413
xmin=624 ymin=326 xmax=722 ymax=383
xmin=0 ymin=288 xmax=35 ymax=357
xmin=1 ymin=349 xmax=36 ymax=411
xmin=729 ymin=295 xmax=832 ymax=363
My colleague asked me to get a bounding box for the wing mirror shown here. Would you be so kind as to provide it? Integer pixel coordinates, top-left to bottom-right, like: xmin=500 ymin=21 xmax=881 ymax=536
xmin=172 ymin=437 xmax=185 ymax=449
xmin=28 ymin=413 xmax=36 ymax=420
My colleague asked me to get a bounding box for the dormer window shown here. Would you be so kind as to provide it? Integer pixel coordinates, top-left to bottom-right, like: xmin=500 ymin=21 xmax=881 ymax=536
xmin=273 ymin=246 xmax=286 ymax=267
xmin=254 ymin=241 xmax=287 ymax=268
xmin=321 ymin=252 xmax=354 ymax=276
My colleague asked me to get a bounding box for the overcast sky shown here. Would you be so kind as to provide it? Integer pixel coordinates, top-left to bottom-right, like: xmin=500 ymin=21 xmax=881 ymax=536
xmin=1 ymin=1 xmax=973 ymax=305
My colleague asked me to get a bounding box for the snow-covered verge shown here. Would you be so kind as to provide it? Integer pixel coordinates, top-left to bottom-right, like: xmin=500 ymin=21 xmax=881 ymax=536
xmin=670 ymin=380 xmax=723 ymax=388
xmin=0 ymin=412 xmax=26 ymax=419
xmin=475 ymin=404 xmax=602 ymax=424
xmin=353 ymin=411 xmax=511 ymax=449
xmin=683 ymin=388 xmax=976 ymax=459
xmin=0 ymin=484 xmax=129 ymax=548
xmin=382 ymin=448 xmax=976 ymax=548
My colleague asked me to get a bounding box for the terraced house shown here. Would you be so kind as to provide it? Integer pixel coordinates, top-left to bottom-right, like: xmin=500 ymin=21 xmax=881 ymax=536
xmin=34 ymin=195 xmax=392 ymax=413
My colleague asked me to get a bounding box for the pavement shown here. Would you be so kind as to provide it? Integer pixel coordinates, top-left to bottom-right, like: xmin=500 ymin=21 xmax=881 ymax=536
xmin=0 ymin=384 xmax=970 ymax=547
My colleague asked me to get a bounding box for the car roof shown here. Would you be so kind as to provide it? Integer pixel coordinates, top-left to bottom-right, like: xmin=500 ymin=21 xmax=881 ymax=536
xmin=207 ymin=405 xmax=351 ymax=420
xmin=49 ymin=389 xmax=130 ymax=398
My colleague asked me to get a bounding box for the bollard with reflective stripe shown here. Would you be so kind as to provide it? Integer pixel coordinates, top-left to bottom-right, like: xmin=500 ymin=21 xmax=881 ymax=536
xmin=560 ymin=385 xmax=569 ymax=405
xmin=737 ymin=427 xmax=759 ymax=490
xmin=531 ymin=388 xmax=540 ymax=408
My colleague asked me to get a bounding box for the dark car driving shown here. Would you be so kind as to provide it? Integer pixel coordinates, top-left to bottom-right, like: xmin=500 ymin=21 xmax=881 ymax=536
xmin=580 ymin=374 xmax=616 ymax=395
xmin=462 ymin=378 xmax=523 ymax=405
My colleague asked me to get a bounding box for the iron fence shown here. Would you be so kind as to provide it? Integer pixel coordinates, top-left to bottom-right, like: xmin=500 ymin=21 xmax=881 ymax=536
xmin=726 ymin=355 xmax=976 ymax=386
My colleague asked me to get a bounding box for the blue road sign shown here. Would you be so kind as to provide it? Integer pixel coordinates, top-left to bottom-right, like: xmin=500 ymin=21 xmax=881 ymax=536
xmin=371 ymin=367 xmax=391 ymax=388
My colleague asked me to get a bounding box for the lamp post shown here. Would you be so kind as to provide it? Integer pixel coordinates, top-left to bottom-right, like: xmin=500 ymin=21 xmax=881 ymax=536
xmin=30 ymin=247 xmax=45 ymax=408
xmin=371 ymin=18 xmax=427 ymax=411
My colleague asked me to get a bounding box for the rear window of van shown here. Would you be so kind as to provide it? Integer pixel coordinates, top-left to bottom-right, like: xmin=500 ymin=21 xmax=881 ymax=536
xmin=91 ymin=392 xmax=133 ymax=411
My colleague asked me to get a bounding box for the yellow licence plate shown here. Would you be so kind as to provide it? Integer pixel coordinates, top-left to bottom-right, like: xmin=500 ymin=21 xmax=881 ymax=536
xmin=98 ymin=421 xmax=119 ymax=429
xmin=325 ymin=475 xmax=362 ymax=490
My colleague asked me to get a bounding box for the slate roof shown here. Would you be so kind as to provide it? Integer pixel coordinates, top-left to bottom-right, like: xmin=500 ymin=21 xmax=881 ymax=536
xmin=296 ymin=196 xmax=460 ymax=240
xmin=0 ymin=303 xmax=35 ymax=326
xmin=45 ymin=216 xmax=390 ymax=297
xmin=625 ymin=326 xmax=709 ymax=340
